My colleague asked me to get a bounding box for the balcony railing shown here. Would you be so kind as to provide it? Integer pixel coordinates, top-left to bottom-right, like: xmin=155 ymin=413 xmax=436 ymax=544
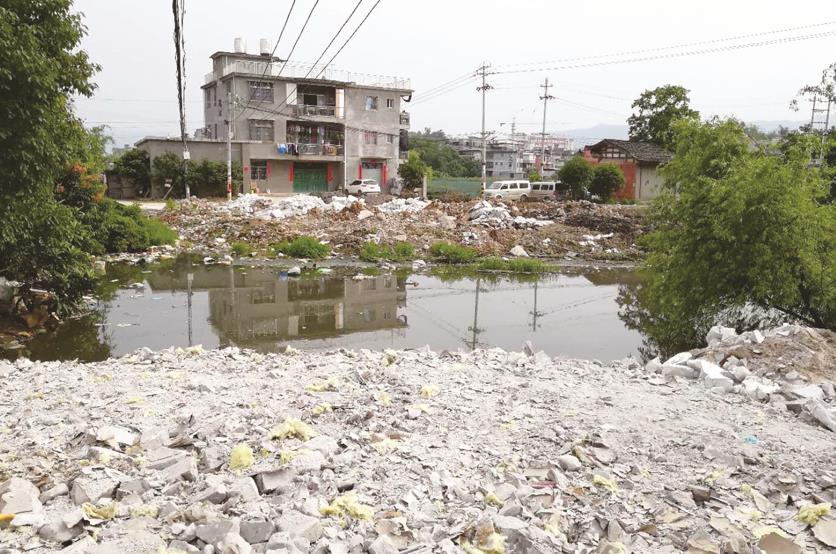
xmin=292 ymin=104 xmax=342 ymax=119
xmin=283 ymin=143 xmax=344 ymax=156
xmin=205 ymin=60 xmax=411 ymax=90
xmin=399 ymin=112 xmax=410 ymax=127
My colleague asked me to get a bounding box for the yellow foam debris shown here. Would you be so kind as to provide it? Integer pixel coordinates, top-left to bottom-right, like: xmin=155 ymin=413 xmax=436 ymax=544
xmin=0 ymin=513 xmax=14 ymax=523
xmin=459 ymin=533 xmax=506 ymax=554
xmin=412 ymin=403 xmax=430 ymax=413
xmin=229 ymin=443 xmax=254 ymax=471
xmin=371 ymin=438 xmax=400 ymax=454
xmin=592 ymin=475 xmax=619 ymax=494
xmin=82 ymin=502 xmax=117 ymax=520
xmin=131 ymin=504 xmax=159 ymax=518
xmin=740 ymin=484 xmax=753 ymax=495
xmin=485 ymin=492 xmax=504 ymax=508
xmin=753 ymin=526 xmax=789 ymax=539
xmin=544 ymin=513 xmax=561 ymax=536
xmin=311 ymin=403 xmax=333 ymax=416
xmin=269 ymin=418 xmax=315 ymax=441
xmin=420 ymin=384 xmax=440 ymax=398
xmin=377 ymin=392 xmax=392 ymax=406
xmin=279 ymin=448 xmax=312 ymax=464
xmin=185 ymin=345 xmax=204 ymax=355
xmin=305 ymin=377 xmax=339 ymax=392
xmin=795 ymin=502 xmax=831 ymax=525
xmin=705 ymin=469 xmax=724 ymax=484
xmin=320 ymin=492 xmax=374 ymax=521
xmin=98 ymin=451 xmax=112 ymax=465
xmin=126 ymin=395 xmax=145 ymax=405
xmin=740 ymin=508 xmax=763 ymax=521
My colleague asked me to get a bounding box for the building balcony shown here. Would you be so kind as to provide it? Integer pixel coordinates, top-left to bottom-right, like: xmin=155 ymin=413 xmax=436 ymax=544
xmin=277 ymin=142 xmax=344 ymax=158
xmin=291 ymin=104 xmax=343 ymax=119
xmin=399 ymin=111 xmax=410 ymax=127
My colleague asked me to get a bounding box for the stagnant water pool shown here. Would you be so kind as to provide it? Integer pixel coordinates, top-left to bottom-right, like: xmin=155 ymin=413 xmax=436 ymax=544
xmin=19 ymin=262 xmax=645 ymax=362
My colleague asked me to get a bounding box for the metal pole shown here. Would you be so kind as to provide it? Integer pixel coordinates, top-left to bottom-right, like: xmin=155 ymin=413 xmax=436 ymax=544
xmin=226 ymin=90 xmax=233 ymax=200
xmin=172 ymin=0 xmax=190 ymax=199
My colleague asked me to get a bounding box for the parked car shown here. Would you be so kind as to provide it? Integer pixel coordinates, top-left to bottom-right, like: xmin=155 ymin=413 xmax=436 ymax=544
xmin=345 ymin=178 xmax=381 ymax=195
xmin=482 ymin=180 xmax=531 ymax=201
xmin=530 ymin=181 xmax=557 ymax=199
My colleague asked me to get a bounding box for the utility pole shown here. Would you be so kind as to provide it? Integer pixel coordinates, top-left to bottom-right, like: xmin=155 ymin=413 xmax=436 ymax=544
xmin=172 ymin=0 xmax=190 ymax=199
xmin=226 ymin=90 xmax=233 ymax=200
xmin=477 ymin=64 xmax=493 ymax=195
xmin=539 ymin=78 xmax=554 ymax=174
xmin=467 ymin=276 xmax=484 ymax=350
xmin=529 ymin=280 xmax=544 ymax=332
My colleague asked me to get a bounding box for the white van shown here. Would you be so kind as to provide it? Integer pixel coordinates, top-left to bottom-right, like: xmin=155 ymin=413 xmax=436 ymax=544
xmin=483 ymin=180 xmax=531 ymax=201
xmin=530 ymin=181 xmax=557 ymax=199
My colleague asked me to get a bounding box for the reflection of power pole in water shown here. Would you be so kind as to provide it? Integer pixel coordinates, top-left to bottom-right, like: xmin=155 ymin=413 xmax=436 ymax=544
xmin=229 ymin=264 xmax=237 ymax=343
xmin=467 ymin=276 xmax=485 ymax=350
xmin=186 ymin=258 xmax=194 ymax=347
xmin=529 ymin=279 xmax=544 ymax=332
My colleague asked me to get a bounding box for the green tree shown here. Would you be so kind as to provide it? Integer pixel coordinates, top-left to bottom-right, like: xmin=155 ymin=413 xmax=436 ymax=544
xmin=111 ymin=148 xmax=151 ymax=197
xmin=622 ymin=118 xmax=835 ymax=358
xmin=627 ymin=85 xmax=699 ymax=150
xmin=557 ymin=157 xmax=593 ymax=199
xmin=408 ymin=130 xmax=480 ymax=177
xmin=527 ymin=170 xmax=542 ymax=182
xmin=0 ymin=0 xmax=100 ymax=312
xmin=398 ymin=150 xmax=429 ymax=187
xmin=590 ymin=164 xmax=625 ymax=201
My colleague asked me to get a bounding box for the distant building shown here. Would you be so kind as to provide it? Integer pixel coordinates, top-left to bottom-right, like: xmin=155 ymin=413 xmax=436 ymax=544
xmin=584 ymin=139 xmax=673 ymax=201
xmin=448 ymin=133 xmax=574 ymax=180
xmin=136 ymin=39 xmax=412 ymax=196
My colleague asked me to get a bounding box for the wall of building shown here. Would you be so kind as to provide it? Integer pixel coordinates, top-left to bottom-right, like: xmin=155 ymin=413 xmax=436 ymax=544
xmin=343 ymin=87 xmax=401 ymax=186
xmin=636 ymin=164 xmax=664 ymax=201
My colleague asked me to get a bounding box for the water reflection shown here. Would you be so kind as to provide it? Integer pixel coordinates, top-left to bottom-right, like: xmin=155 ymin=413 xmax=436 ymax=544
xmin=16 ymin=260 xmax=647 ymax=362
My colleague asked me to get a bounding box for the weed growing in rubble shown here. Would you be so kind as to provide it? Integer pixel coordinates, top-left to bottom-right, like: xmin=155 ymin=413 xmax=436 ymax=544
xmin=477 ymin=257 xmax=506 ymax=270
xmin=429 ymin=242 xmax=478 ymax=264
xmin=230 ymin=242 xmax=253 ymax=257
xmin=360 ymin=241 xmax=415 ymax=262
xmin=270 ymin=236 xmax=330 ymax=259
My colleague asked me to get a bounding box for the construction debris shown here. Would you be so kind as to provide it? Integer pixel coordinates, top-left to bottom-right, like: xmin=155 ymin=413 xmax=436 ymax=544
xmin=1 ymin=322 xmax=835 ymax=553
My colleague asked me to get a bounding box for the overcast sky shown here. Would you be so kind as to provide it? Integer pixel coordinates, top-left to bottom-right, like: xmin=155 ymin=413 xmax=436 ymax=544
xmin=71 ymin=0 xmax=836 ymax=147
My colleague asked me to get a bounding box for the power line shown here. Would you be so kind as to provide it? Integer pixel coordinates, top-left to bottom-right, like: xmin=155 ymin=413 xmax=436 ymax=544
xmin=493 ymin=31 xmax=836 ymax=75
xmin=493 ymin=20 xmax=836 ymax=69
xmin=278 ymin=0 xmax=321 ymax=77
xmin=411 ymin=75 xmax=478 ymax=106
xmin=235 ymin=0 xmax=297 ymax=122
xmin=306 ymin=0 xmax=364 ymax=76
xmin=311 ymin=0 xmax=383 ymax=80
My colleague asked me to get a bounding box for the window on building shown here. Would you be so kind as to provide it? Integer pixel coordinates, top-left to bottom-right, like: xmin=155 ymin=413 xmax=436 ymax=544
xmin=248 ymin=81 xmax=274 ymax=102
xmin=364 ymin=96 xmax=378 ymax=111
xmin=249 ymin=120 xmax=274 ymax=141
xmin=385 ymin=134 xmax=394 ymax=144
xmin=363 ymin=131 xmax=378 ymax=145
xmin=251 ymin=160 xmax=268 ymax=180
xmin=386 ymin=98 xmax=395 ymax=109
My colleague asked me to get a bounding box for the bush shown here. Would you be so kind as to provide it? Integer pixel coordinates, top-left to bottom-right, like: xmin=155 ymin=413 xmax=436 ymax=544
xmin=590 ymin=164 xmax=625 ymax=201
xmin=110 ymin=148 xmax=151 ymax=197
xmin=82 ymin=199 xmax=177 ymax=254
xmin=557 ymin=157 xmax=593 ymax=199
xmin=271 ymin=236 xmax=330 ymax=259
xmin=429 ymin=241 xmax=477 ymax=264
xmin=231 ymin=242 xmax=253 ymax=257
xmin=360 ymin=240 xmax=416 ymax=262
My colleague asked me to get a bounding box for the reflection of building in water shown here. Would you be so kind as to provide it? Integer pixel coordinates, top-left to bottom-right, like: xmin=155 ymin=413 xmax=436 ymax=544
xmin=146 ymin=267 xmax=406 ymax=346
xmin=212 ymin=273 xmax=406 ymax=345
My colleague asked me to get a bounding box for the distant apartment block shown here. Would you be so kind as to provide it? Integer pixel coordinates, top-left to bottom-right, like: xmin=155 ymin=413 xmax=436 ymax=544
xmin=138 ymin=39 xmax=412 ymax=195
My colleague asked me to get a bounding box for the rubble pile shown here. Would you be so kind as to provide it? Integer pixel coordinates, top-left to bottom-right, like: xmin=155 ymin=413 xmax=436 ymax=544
xmin=557 ymin=202 xmax=646 ymax=237
xmin=468 ymin=201 xmax=553 ymax=230
xmin=158 ymin=197 xmax=647 ymax=263
xmin=2 ymin=325 xmax=835 ymax=553
xmin=646 ymin=324 xmax=836 ymax=435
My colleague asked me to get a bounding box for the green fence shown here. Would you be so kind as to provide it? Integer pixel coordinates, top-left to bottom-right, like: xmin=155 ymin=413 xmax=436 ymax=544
xmin=428 ymin=177 xmax=496 ymax=199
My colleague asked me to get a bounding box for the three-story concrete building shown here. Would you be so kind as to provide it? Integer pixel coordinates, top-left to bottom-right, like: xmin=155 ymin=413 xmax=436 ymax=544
xmin=138 ymin=39 xmax=411 ymax=195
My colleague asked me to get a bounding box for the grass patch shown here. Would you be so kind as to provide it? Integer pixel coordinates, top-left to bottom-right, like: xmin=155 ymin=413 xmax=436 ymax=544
xmin=429 ymin=241 xmax=477 ymax=264
xmin=270 ymin=235 xmax=330 ymax=259
xmin=359 ymin=241 xmax=415 ymax=262
xmin=230 ymin=242 xmax=253 ymax=257
xmin=478 ymin=256 xmax=546 ymax=273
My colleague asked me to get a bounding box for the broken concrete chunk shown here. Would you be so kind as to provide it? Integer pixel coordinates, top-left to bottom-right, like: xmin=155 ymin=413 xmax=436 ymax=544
xmin=38 ymin=519 xmax=83 ymax=543
xmin=240 ymin=520 xmax=275 ymax=544
xmin=160 ymin=456 xmax=199 ymax=483
xmin=196 ymin=519 xmax=237 ymax=545
xmin=39 ymin=483 xmax=69 ymax=504
xmin=229 ymin=477 xmax=260 ymax=502
xmin=804 ymin=398 xmax=836 ymax=433
xmin=0 ymin=477 xmax=42 ymax=514
xmin=758 ymin=532 xmax=802 ymax=554
xmin=202 ymin=444 xmax=229 ymax=471
xmin=255 ymin=468 xmax=296 ymax=494
xmin=276 ymin=510 xmax=323 ymax=542
xmin=169 ymin=540 xmax=201 ymax=553
xmin=555 ymin=454 xmax=582 ymax=472
xmin=303 ymin=435 xmax=339 ymax=457
xmin=812 ymin=519 xmax=836 ymax=548
xmin=96 ymin=425 xmax=138 ymax=448
xmin=368 ymin=535 xmax=399 ymax=554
